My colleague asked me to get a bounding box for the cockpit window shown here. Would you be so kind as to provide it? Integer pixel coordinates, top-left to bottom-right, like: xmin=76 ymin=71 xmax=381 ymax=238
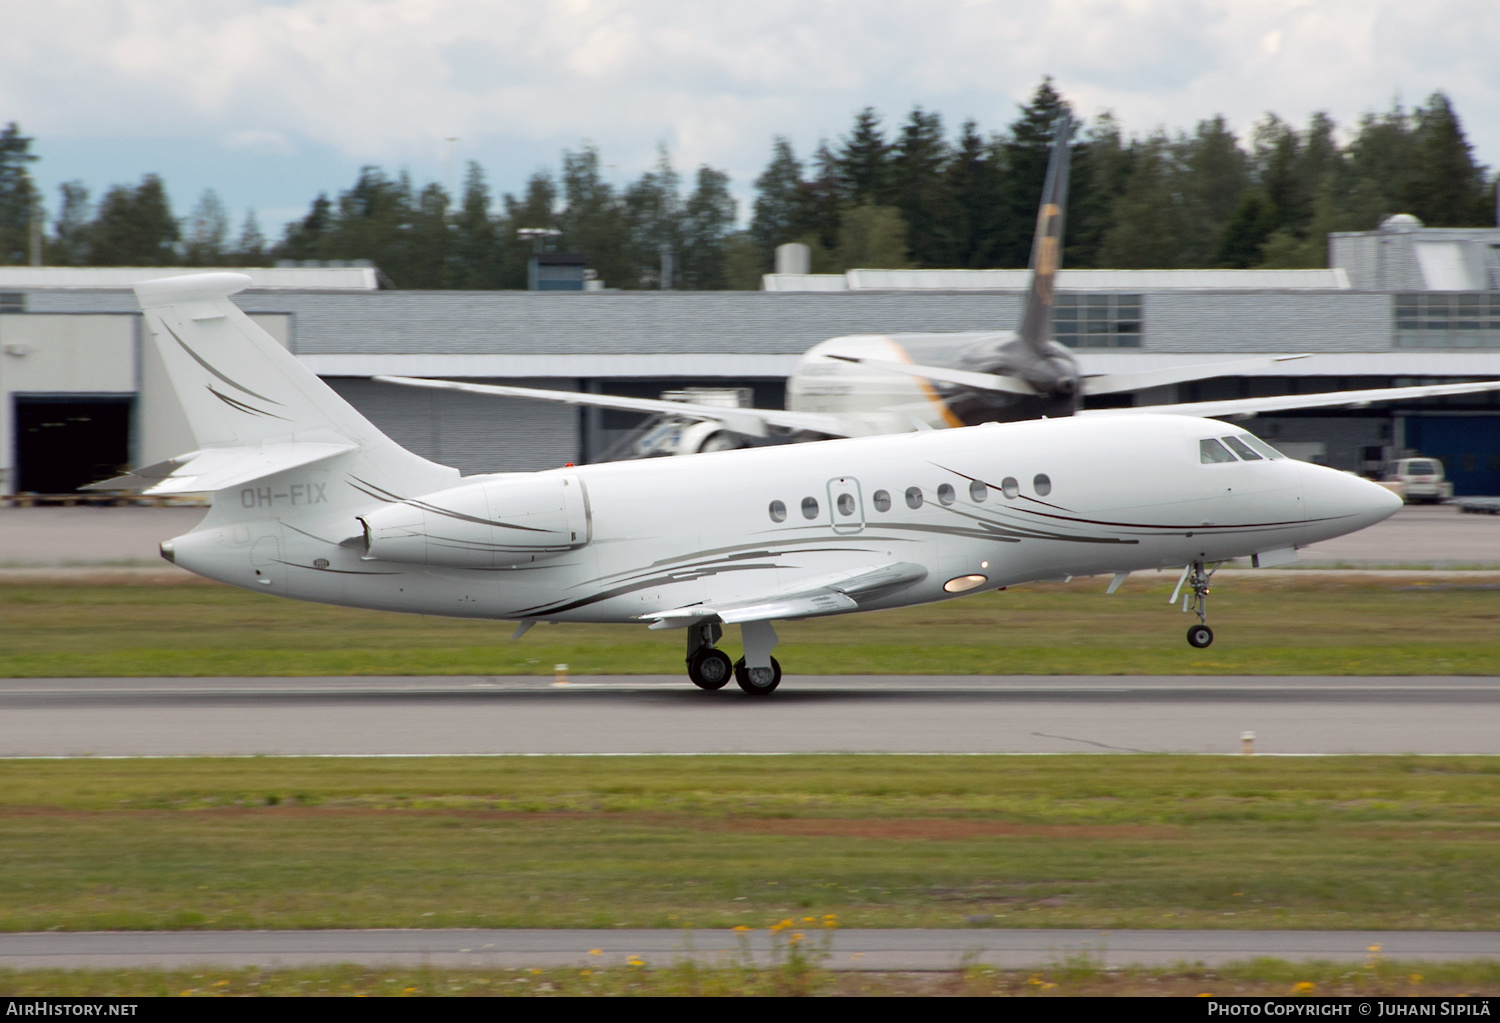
xmin=1238 ymin=434 xmax=1285 ymax=460
xmin=1200 ymin=438 xmax=1237 ymax=464
xmin=1221 ymin=436 xmax=1262 ymax=461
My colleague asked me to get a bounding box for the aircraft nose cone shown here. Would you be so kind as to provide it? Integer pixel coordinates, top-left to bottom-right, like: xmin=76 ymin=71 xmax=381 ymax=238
xmin=1303 ymin=463 xmax=1403 ymax=533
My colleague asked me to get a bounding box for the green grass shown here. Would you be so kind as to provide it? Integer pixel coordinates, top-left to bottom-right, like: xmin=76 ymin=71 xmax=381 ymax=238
xmin=4 ymin=958 xmax=1499 ymax=997
xmin=2 ymin=575 xmax=1499 ymax=675
xmin=2 ymin=756 xmax=1499 ymax=932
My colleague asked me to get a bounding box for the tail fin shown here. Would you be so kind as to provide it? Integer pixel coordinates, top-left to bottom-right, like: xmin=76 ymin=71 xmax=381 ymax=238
xmin=1015 ymin=112 xmax=1073 ymax=354
xmin=130 ymin=273 xmax=454 ymax=501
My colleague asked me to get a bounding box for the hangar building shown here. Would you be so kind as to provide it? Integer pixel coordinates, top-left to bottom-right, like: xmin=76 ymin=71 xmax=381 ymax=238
xmin=3 ymin=214 xmax=1499 ymax=499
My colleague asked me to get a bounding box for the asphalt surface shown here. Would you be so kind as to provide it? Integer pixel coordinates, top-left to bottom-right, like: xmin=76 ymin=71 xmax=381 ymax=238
xmin=4 ymin=675 xmax=1498 ymax=756
xmin=2 ymin=928 xmax=1496 ymax=971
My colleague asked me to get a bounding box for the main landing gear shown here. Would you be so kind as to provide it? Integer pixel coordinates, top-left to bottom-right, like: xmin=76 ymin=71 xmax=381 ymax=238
xmin=685 ymin=620 xmax=782 ymax=695
xmin=1171 ymin=559 xmax=1222 ymax=649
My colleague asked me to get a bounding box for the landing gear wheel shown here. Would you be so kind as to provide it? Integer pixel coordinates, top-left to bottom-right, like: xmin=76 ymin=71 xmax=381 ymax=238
xmin=733 ymin=656 xmax=782 ymax=695
xmin=687 ymin=648 xmax=733 ymax=690
xmin=1187 ymin=624 xmax=1214 ymax=649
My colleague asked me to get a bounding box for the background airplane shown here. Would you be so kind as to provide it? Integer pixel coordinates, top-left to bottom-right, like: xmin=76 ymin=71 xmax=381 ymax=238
xmin=378 ymin=112 xmax=1500 ymax=456
xmin=101 ymin=271 xmax=1400 ymax=695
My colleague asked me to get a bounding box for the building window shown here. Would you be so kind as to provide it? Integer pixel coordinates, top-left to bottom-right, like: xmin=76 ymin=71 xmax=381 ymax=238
xmin=1053 ymin=293 xmax=1141 ymax=348
xmin=1394 ymin=293 xmax=1500 ymax=348
xmin=0 ymin=293 xmax=23 ymax=314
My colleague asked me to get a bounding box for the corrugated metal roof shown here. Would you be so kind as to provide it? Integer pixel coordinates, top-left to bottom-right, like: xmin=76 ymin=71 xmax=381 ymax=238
xmin=770 ymin=268 xmax=1351 ymax=291
xmin=0 ymin=266 xmax=379 ymax=290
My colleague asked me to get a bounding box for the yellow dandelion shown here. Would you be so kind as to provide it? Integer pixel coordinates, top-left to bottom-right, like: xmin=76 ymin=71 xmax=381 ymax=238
xmin=588 ymin=948 xmax=602 ymax=956
xmin=1293 ymin=981 xmax=1315 ymax=994
xmin=732 ymin=925 xmax=752 ymax=933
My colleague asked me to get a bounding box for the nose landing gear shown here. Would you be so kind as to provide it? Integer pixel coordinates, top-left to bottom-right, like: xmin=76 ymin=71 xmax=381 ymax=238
xmin=1171 ymin=559 xmax=1222 ymax=648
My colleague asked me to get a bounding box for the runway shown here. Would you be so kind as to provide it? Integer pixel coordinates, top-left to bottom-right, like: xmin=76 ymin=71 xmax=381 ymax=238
xmin=4 ymin=675 xmax=1498 ymax=757
xmin=2 ymin=927 xmax=1497 ymax=971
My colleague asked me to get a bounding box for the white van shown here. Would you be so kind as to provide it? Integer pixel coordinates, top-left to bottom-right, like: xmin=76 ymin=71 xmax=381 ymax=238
xmin=1383 ymin=458 xmax=1454 ymax=503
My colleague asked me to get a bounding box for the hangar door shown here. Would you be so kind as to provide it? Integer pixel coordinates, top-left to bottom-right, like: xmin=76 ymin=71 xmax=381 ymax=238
xmin=1404 ymin=415 xmax=1500 ymax=497
xmin=13 ymin=395 xmax=133 ymax=495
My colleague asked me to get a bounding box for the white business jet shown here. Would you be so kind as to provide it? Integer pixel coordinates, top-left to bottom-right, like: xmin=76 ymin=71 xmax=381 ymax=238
xmin=377 ymin=113 xmax=1500 ymax=453
xmin=95 ymin=270 xmax=1400 ymax=694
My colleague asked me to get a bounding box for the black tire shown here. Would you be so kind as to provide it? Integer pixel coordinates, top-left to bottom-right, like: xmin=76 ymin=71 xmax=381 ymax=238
xmin=687 ymin=648 xmax=733 ymax=690
xmin=733 ymin=655 xmax=782 ymax=695
xmin=1186 ymin=624 xmax=1214 ymax=649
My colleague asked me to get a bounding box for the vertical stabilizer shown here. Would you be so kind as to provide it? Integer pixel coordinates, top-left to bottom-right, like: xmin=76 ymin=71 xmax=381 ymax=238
xmin=1015 ymin=113 xmax=1073 ymax=354
xmin=133 ymin=273 xmax=455 ymax=504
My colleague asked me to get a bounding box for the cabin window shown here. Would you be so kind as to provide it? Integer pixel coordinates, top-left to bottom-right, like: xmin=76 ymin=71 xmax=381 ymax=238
xmin=1001 ymin=476 xmax=1019 ymax=499
xmin=937 ymin=483 xmax=956 ymax=505
xmin=1222 ymin=436 xmax=1262 ymax=461
xmin=801 ymin=496 xmax=820 ymax=519
xmin=768 ymin=500 xmax=787 ymax=522
xmin=1200 ymin=438 xmax=1237 ymax=464
xmin=837 ymin=492 xmax=856 ymax=517
xmin=905 ymin=486 xmax=923 ymax=509
xmin=1033 ymin=473 xmax=1052 ymax=497
xmin=872 ymin=489 xmax=891 ymax=512
xmin=969 ymin=480 xmax=988 ymax=502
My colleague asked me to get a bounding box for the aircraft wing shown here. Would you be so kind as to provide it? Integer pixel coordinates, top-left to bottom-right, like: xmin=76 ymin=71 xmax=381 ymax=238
xmin=84 ymin=442 xmax=357 ymax=495
xmin=830 ymin=354 xmax=1316 ymax=398
xmin=373 ymin=375 xmax=861 ymax=438
xmin=1084 ymin=379 xmax=1500 ymax=419
xmin=1078 ymin=355 xmax=1312 ymax=395
xmin=640 ymin=561 xmax=928 ymax=628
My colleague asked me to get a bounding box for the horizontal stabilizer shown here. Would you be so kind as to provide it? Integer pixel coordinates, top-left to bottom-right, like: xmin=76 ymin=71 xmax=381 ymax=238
xmin=641 ymin=561 xmax=927 ymax=629
xmin=1089 ymin=379 xmax=1500 ymax=420
xmin=86 ymin=442 xmax=356 ymax=495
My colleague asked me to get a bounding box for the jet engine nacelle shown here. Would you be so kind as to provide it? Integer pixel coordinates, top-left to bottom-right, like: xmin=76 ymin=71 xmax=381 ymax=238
xmin=360 ymin=474 xmax=590 ymax=569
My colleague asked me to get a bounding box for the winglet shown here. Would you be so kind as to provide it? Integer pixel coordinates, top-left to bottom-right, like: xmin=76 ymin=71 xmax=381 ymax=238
xmin=134 ymin=272 xmax=253 ymax=308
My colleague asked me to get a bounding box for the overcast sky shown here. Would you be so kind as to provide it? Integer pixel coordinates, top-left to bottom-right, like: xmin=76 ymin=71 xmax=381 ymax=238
xmin=4 ymin=0 xmax=1498 ymax=237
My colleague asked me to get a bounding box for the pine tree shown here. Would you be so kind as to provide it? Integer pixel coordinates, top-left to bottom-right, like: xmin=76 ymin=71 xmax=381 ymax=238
xmin=623 ymin=146 xmax=682 ymax=288
xmin=451 ymin=162 xmax=503 ymax=289
xmin=946 ymin=119 xmax=1004 ymax=268
xmin=1216 ymin=190 xmax=1278 ymax=267
xmin=680 ymin=166 xmax=736 ymax=289
xmin=836 ymin=108 xmax=893 ymax=207
xmin=50 ymin=182 xmax=92 ymax=266
xmin=1176 ymin=116 xmax=1250 ymax=266
xmin=750 ymin=137 xmax=805 ymax=264
xmin=557 ymin=147 xmax=630 ymax=289
xmin=233 ymin=211 xmax=268 ymax=265
xmin=403 ymin=182 xmax=453 ymax=288
xmin=88 ymin=175 xmax=179 ymax=265
xmin=277 ymin=194 xmax=333 ymax=261
xmin=0 ymin=122 xmax=39 ymax=265
xmin=889 ymin=106 xmax=957 ymax=267
xmin=1066 ymin=113 xmax=1134 ymax=268
xmin=1400 ymin=92 xmax=1488 ymax=226
xmin=1097 ymin=132 xmax=1192 ymax=268
xmin=182 ymin=189 xmax=230 ymax=266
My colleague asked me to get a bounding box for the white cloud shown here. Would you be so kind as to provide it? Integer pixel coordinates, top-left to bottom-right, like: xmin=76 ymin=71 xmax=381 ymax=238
xmin=2 ymin=0 xmax=1497 ymax=221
